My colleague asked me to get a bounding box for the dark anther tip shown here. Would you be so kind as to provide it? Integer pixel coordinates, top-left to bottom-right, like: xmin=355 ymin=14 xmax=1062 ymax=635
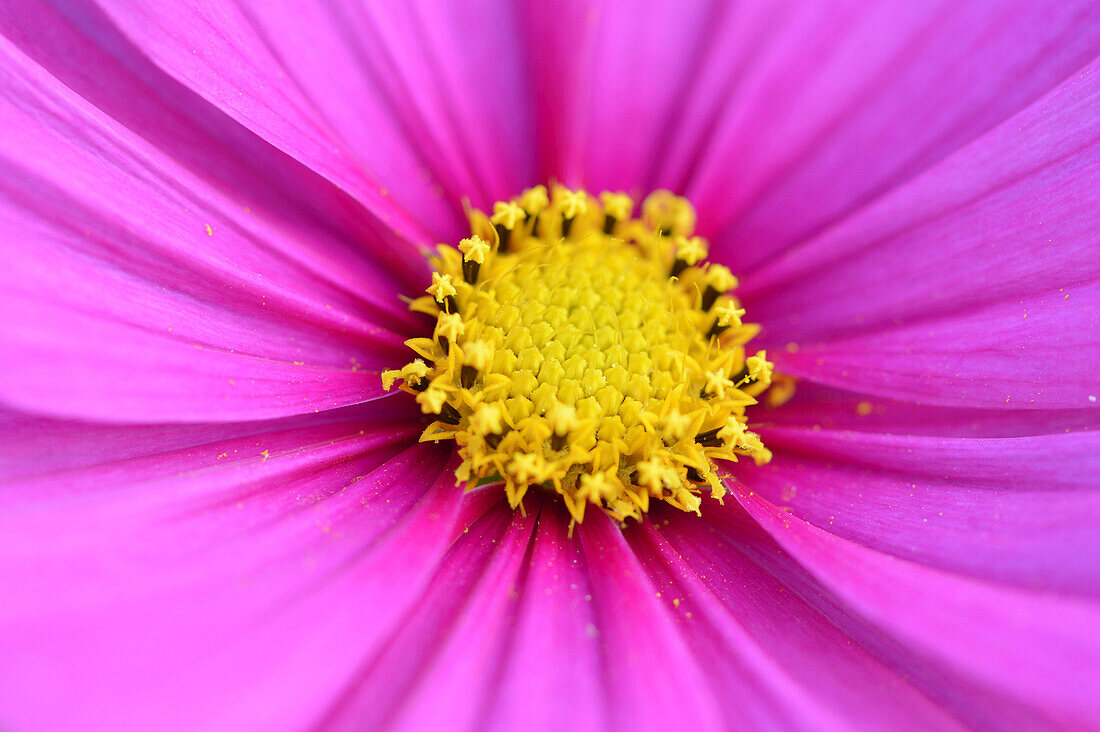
xmin=462 ymin=260 xmax=480 ymax=284
xmin=460 ymin=364 xmax=478 ymax=389
xmin=495 ymin=224 xmax=511 ymax=252
xmin=439 ymin=402 xmax=462 ymax=425
xmin=561 ymin=216 xmax=575 ymax=238
xmin=701 ymin=285 xmax=721 ymax=312
xmin=695 ymin=428 xmax=723 ymax=447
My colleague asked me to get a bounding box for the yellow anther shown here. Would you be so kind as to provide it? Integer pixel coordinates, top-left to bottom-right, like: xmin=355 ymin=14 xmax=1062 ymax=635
xmin=741 ymin=431 xmax=765 ymax=451
xmin=434 ymin=312 xmax=465 ymax=342
xmin=718 ymin=416 xmax=747 ymax=446
xmin=518 ymin=185 xmax=549 ymax=215
xmin=578 ymin=472 xmax=616 ymax=502
xmin=464 ymin=340 xmax=495 ymax=371
xmin=427 ymin=272 xmax=457 ymax=301
xmin=386 ymin=186 xmax=777 ymax=524
xmin=416 ymin=385 xmax=449 ymax=415
xmin=716 ymin=301 xmax=746 ymax=328
xmin=675 ymin=236 xmax=708 ymax=265
xmin=382 ymin=359 xmax=430 ymax=391
xmin=635 ymin=457 xmax=667 ymax=492
xmin=704 ymin=370 xmax=733 ymax=399
xmin=705 ymin=265 xmax=738 ymax=293
xmin=547 ymin=403 xmax=578 ymax=435
xmin=600 ymin=191 xmax=634 ymax=221
xmin=662 ymin=407 xmax=693 ymax=442
xmin=458 ymin=235 xmax=491 ymax=264
xmin=491 ymin=201 xmax=527 ymax=230
xmin=470 ymin=402 xmax=504 ymax=436
xmin=642 ymin=190 xmax=696 ymax=236
xmin=509 ymin=452 xmax=551 ymax=484
xmin=745 ymin=350 xmax=773 ymax=387
xmin=552 ymin=186 xmax=588 ymax=219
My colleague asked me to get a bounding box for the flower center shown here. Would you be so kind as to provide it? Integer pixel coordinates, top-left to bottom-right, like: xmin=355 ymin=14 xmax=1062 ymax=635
xmin=383 ymin=186 xmax=774 ymax=524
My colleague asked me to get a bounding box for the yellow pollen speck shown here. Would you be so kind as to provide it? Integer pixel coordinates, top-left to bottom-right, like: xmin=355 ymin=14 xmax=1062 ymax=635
xmin=384 ymin=187 xmax=777 ymax=524
xmin=856 ymin=400 xmax=874 ymax=416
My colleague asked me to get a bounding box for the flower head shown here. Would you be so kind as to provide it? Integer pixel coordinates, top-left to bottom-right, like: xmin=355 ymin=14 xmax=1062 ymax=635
xmin=2 ymin=2 xmax=1099 ymax=730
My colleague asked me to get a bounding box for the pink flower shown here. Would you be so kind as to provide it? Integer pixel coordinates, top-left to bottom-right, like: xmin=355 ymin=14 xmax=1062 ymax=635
xmin=2 ymin=1 xmax=1099 ymax=729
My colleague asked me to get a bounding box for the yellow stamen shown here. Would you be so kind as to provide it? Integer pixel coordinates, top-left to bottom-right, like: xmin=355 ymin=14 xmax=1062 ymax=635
xmin=642 ymin=189 xmax=696 ymax=236
xmin=491 ymin=201 xmax=526 ymax=230
xmin=716 ymin=301 xmax=747 ymax=329
xmin=600 ymin=191 xmax=634 ymax=221
xmin=675 ymin=236 xmax=708 ymax=266
xmin=384 ymin=187 xmax=777 ymax=524
xmin=458 ymin=235 xmax=490 ymax=264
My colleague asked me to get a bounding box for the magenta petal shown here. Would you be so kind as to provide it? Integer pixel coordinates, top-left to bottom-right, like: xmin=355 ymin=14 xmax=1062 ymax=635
xmin=760 ymin=381 xmax=1098 ymax=438
xmin=93 ymin=0 xmax=534 ymax=242
xmin=734 ymin=487 xmax=1100 ymax=728
xmin=91 ymin=0 xmax=431 ymax=242
xmin=0 ymin=31 xmax=418 ymax=421
xmin=572 ymin=510 xmax=728 ymax=728
xmin=775 ymin=287 xmax=1100 ymax=409
xmin=0 ymin=418 xmax=475 ymax=730
xmin=317 ymin=499 xmax=534 ymax=730
xmin=522 ymin=0 xmax=741 ymax=190
xmin=486 ymin=500 xmax=608 ymax=731
xmin=628 ymin=514 xmax=961 ymax=729
xmin=742 ymin=58 xmax=1100 ymax=408
xmin=696 ymin=2 xmax=1100 ymax=270
xmin=742 ymin=428 xmax=1100 ymax=595
xmin=2 ymin=3 xmax=425 ymax=294
xmin=0 ymin=403 xmax=410 ymax=483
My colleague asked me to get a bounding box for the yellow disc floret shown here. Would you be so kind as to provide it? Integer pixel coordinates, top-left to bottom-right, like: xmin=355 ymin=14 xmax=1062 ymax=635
xmin=383 ymin=187 xmax=774 ymax=525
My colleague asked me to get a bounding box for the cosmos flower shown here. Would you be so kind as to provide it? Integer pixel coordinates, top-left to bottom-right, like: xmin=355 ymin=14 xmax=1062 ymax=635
xmin=1 ymin=0 xmax=1099 ymax=729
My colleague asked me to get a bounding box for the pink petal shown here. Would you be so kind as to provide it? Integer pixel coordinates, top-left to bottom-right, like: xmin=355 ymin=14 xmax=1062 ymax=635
xmin=733 ymin=487 xmax=1100 ymax=728
xmin=0 ymin=30 xmax=416 ymax=421
xmin=0 ymin=412 xmax=483 ymax=730
xmin=317 ymin=500 xmax=536 ymax=730
xmin=571 ymin=508 xmax=728 ymax=728
xmin=0 ymin=403 xmax=411 ymax=483
xmin=758 ymin=381 xmax=1098 ymax=438
xmin=775 ymin=287 xmax=1100 ymax=409
xmin=629 ymin=513 xmax=962 ymax=729
xmin=521 ymin=0 xmax=740 ymax=189
xmin=743 ymin=59 xmax=1100 ymax=408
xmin=93 ymin=0 xmax=534 ymax=242
xmin=741 ymin=427 xmax=1100 ymax=595
xmin=523 ymin=0 xmax=1100 ymax=259
xmin=695 ymin=1 xmax=1100 ymax=270
xmin=3 ymin=2 xmax=424 ymax=292
xmin=485 ymin=500 xmax=609 ymax=731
